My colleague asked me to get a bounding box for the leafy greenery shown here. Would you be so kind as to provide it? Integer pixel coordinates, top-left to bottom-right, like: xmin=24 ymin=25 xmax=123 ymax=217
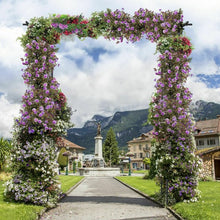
xmin=103 ymin=127 xmax=119 ymax=166
xmin=57 ymin=147 xmax=68 ymax=170
xmin=0 ymin=175 xmax=84 ymax=220
xmin=0 ymin=138 xmax=12 ymax=171
xmin=116 ymin=176 xmax=220 ymax=220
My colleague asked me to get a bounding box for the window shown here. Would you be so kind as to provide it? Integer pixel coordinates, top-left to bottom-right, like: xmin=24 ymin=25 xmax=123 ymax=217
xmin=197 ymin=140 xmax=204 ymax=146
xmin=139 ymin=145 xmax=142 ymax=150
xmin=207 ymin=139 xmax=216 ymax=145
xmin=146 ymin=152 xmax=150 ymax=158
xmin=134 ymin=153 xmax=137 ymax=158
xmin=140 ymin=153 xmax=143 ymax=158
xmin=145 ymin=144 xmax=150 ymax=150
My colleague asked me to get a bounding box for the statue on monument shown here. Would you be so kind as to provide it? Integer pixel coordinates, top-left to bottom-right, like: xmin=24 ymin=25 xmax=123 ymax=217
xmin=96 ymin=122 xmax=101 ymax=136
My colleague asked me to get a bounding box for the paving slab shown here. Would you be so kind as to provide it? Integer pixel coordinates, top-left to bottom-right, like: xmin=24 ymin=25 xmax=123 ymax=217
xmin=40 ymin=177 xmax=176 ymax=220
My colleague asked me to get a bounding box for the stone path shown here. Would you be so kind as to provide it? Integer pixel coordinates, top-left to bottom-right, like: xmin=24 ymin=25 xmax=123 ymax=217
xmin=40 ymin=177 xmax=176 ymax=220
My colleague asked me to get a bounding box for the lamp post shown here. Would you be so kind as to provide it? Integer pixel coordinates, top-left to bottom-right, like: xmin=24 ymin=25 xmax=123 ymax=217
xmin=62 ymin=151 xmax=72 ymax=175
xmin=119 ymin=156 xmax=126 ymax=174
xmin=126 ymin=152 xmax=134 ymax=176
xmin=72 ymin=155 xmax=78 ymax=174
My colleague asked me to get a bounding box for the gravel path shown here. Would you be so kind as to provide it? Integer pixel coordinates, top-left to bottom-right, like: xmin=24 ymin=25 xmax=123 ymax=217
xmin=40 ymin=177 xmax=176 ymax=220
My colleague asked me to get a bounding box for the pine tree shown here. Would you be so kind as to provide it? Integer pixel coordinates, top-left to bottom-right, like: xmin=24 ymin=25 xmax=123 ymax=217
xmin=57 ymin=147 xmax=68 ymax=170
xmin=103 ymin=127 xmax=119 ymax=166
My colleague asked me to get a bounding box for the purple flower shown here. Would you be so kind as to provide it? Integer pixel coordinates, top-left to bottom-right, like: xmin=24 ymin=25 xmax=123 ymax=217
xmin=43 ymin=48 xmax=47 ymax=52
xmin=107 ymin=19 xmax=110 ymax=23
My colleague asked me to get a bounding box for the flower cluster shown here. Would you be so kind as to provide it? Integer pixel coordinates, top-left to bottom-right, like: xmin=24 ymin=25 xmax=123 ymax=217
xmin=51 ymin=8 xmax=184 ymax=43
xmin=148 ymin=36 xmax=201 ymax=202
xmin=5 ymin=139 xmax=61 ymax=207
xmin=8 ymin=31 xmax=72 ymax=205
xmin=19 ymin=17 xmax=60 ymax=48
xmin=156 ymin=36 xmax=193 ymax=56
xmin=51 ymin=14 xmax=96 ymax=38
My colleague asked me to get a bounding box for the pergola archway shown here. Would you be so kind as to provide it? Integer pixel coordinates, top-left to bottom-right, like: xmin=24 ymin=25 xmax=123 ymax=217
xmin=5 ymin=8 xmax=201 ymax=206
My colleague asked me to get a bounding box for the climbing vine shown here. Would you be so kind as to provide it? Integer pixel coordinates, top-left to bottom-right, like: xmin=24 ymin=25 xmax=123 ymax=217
xmin=5 ymin=8 xmax=201 ymax=206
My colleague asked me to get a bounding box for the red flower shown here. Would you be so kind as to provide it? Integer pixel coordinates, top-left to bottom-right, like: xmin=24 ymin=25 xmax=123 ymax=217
xmin=72 ymin=18 xmax=78 ymax=24
xmin=182 ymin=37 xmax=191 ymax=46
xmin=80 ymin=20 xmax=89 ymax=24
xmin=63 ymin=30 xmax=71 ymax=36
xmin=59 ymin=92 xmax=66 ymax=106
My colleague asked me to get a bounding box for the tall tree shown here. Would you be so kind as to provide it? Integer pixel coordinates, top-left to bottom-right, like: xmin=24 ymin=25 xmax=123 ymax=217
xmin=103 ymin=127 xmax=119 ymax=166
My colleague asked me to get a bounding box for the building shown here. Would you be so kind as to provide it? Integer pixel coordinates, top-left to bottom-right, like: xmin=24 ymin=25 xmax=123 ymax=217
xmin=194 ymin=116 xmax=220 ymax=180
xmin=57 ymin=138 xmax=86 ymax=169
xmin=194 ymin=115 xmax=220 ymax=149
xmin=196 ymin=146 xmax=220 ymax=180
xmin=127 ymin=131 xmax=153 ymax=169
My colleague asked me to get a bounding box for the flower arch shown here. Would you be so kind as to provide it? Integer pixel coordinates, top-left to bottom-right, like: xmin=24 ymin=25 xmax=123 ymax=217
xmin=5 ymin=8 xmax=201 ymax=206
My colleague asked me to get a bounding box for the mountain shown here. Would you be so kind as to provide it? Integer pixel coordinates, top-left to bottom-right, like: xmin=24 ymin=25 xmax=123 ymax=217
xmin=67 ymin=109 xmax=152 ymax=154
xmin=67 ymin=100 xmax=220 ymax=153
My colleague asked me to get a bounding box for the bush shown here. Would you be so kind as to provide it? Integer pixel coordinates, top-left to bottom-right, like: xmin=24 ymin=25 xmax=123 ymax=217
xmin=57 ymin=147 xmax=67 ymax=170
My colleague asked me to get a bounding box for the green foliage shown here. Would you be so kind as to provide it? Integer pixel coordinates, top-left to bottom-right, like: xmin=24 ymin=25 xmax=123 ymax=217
xmin=57 ymin=147 xmax=67 ymax=169
xmin=0 ymin=138 xmax=12 ymax=171
xmin=77 ymin=161 xmax=81 ymax=168
xmin=19 ymin=16 xmax=60 ymax=48
xmin=143 ymin=157 xmax=151 ymax=165
xmin=103 ymin=127 xmax=119 ymax=166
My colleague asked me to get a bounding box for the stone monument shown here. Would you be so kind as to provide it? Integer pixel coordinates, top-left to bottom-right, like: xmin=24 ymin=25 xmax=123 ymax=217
xmin=93 ymin=122 xmax=105 ymax=167
xmin=79 ymin=122 xmax=120 ymax=176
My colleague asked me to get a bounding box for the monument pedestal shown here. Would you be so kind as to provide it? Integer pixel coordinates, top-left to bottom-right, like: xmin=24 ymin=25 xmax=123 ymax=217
xmin=93 ymin=135 xmax=105 ymax=167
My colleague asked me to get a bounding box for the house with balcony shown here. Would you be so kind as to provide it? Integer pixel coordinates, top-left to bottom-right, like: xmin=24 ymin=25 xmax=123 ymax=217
xmin=194 ymin=115 xmax=220 ymax=180
xmin=127 ymin=130 xmax=153 ymax=169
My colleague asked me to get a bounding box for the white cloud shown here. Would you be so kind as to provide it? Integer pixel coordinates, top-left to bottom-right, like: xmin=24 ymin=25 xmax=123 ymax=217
xmin=0 ymin=95 xmax=20 ymax=138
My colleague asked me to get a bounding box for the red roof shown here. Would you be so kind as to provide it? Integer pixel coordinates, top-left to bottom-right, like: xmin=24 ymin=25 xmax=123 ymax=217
xmin=57 ymin=138 xmax=86 ymax=150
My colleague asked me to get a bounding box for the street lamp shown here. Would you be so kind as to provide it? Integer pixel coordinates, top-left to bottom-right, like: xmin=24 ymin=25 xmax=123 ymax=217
xmin=126 ymin=152 xmax=134 ymax=176
xmin=119 ymin=156 xmax=126 ymax=174
xmin=71 ymin=155 xmax=78 ymax=174
xmin=62 ymin=151 xmax=72 ymax=175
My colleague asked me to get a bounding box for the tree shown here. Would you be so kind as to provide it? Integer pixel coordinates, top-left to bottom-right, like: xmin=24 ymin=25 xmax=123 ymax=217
xmin=0 ymin=138 xmax=12 ymax=171
xmin=103 ymin=127 xmax=119 ymax=166
xmin=57 ymin=147 xmax=67 ymax=170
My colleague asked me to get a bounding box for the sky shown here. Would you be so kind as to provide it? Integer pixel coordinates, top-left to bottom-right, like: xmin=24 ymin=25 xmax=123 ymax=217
xmin=0 ymin=0 xmax=220 ymax=138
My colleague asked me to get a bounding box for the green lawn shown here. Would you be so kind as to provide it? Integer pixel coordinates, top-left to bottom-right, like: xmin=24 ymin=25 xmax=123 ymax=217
xmin=59 ymin=175 xmax=84 ymax=193
xmin=116 ymin=176 xmax=220 ymax=220
xmin=116 ymin=176 xmax=159 ymax=197
xmin=172 ymin=181 xmax=220 ymax=220
xmin=122 ymin=169 xmax=149 ymax=174
xmin=0 ymin=175 xmax=84 ymax=220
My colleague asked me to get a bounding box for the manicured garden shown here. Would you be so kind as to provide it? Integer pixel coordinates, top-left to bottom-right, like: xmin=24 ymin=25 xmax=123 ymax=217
xmin=0 ymin=175 xmax=84 ymax=220
xmin=116 ymin=176 xmax=220 ymax=220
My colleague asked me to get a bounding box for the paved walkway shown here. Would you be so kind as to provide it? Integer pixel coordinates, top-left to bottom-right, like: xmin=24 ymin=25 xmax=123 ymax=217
xmin=40 ymin=177 xmax=176 ymax=220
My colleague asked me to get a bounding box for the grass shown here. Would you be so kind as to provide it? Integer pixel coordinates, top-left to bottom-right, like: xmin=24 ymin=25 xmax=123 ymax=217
xmin=172 ymin=181 xmax=220 ymax=220
xmin=116 ymin=176 xmax=159 ymax=197
xmin=0 ymin=175 xmax=84 ymax=220
xmin=122 ymin=169 xmax=149 ymax=174
xmin=116 ymin=176 xmax=220 ymax=220
xmin=59 ymin=175 xmax=84 ymax=193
